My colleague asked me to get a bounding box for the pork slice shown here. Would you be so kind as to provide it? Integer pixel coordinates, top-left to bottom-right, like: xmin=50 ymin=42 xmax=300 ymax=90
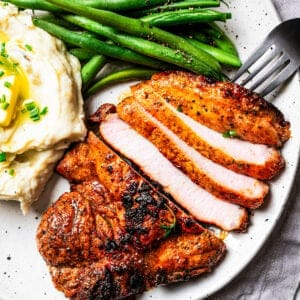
xmin=57 ymin=132 xmax=205 ymax=243
xmin=100 ymin=114 xmax=248 ymax=232
xmin=49 ymin=229 xmax=225 ymax=300
xmin=117 ymin=98 xmax=268 ymax=209
xmin=130 ymin=71 xmax=290 ymax=147
xmin=39 ymin=132 xmax=226 ymax=300
xmin=55 ymin=137 xmax=176 ymax=252
xmin=39 ymin=182 xmax=225 ymax=300
xmin=128 ymin=88 xmax=284 ymax=180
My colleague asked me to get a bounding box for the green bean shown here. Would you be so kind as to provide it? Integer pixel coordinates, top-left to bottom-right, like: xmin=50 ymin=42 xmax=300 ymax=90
xmin=81 ymin=55 xmax=107 ymax=90
xmin=6 ymin=0 xmax=180 ymax=12
xmin=127 ymin=0 xmax=220 ymax=17
xmin=39 ymin=14 xmax=80 ymax=30
xmin=212 ymin=34 xmax=239 ymax=56
xmin=69 ymin=48 xmax=97 ymax=61
xmin=204 ymin=23 xmax=239 ymax=56
xmin=46 ymin=0 xmax=222 ymax=79
xmin=32 ymin=18 xmax=171 ymax=70
xmin=140 ymin=9 xmax=231 ymax=26
xmin=190 ymin=23 xmax=239 ymax=56
xmin=186 ymin=38 xmax=241 ymax=67
xmin=202 ymin=23 xmax=223 ymax=38
xmin=6 ymin=0 xmax=63 ymax=12
xmin=72 ymin=0 xmax=179 ymax=11
xmin=75 ymin=31 xmax=102 ymax=40
xmin=186 ymin=30 xmax=210 ymax=43
xmin=64 ymin=15 xmax=220 ymax=75
xmin=86 ymin=68 xmax=157 ymax=97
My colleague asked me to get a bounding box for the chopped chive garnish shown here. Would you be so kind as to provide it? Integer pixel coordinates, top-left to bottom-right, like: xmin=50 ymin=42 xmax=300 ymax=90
xmin=25 ymin=101 xmax=35 ymax=110
xmin=160 ymin=204 xmax=177 ymax=238
xmin=30 ymin=114 xmax=40 ymax=120
xmin=176 ymin=105 xmax=183 ymax=112
xmin=8 ymin=169 xmax=15 ymax=176
xmin=29 ymin=107 xmax=39 ymax=116
xmin=222 ymin=129 xmax=238 ymax=138
xmin=0 ymin=96 xmax=7 ymax=109
xmin=0 ymin=71 xmax=4 ymax=77
xmin=12 ymin=63 xmax=19 ymax=68
xmin=222 ymin=132 xmax=230 ymax=138
xmin=40 ymin=106 xmax=48 ymax=115
xmin=23 ymin=101 xmax=47 ymax=121
xmin=0 ymin=152 xmax=6 ymax=162
xmin=0 ymin=94 xmax=6 ymax=103
xmin=160 ymin=222 xmax=176 ymax=238
xmin=1 ymin=101 xmax=9 ymax=110
xmin=0 ymin=42 xmax=8 ymax=58
xmin=25 ymin=44 xmax=33 ymax=51
xmin=4 ymin=81 xmax=11 ymax=88
xmin=29 ymin=107 xmax=40 ymax=120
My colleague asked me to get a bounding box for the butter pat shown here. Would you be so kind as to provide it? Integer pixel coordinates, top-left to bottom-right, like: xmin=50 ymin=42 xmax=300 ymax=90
xmin=0 ymin=75 xmax=19 ymax=127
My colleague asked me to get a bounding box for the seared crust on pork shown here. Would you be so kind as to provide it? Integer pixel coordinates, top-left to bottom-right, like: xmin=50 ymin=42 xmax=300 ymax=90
xmin=36 ymin=69 xmax=291 ymax=299
xmin=57 ymin=132 xmax=203 ymax=235
xmin=123 ymin=86 xmax=284 ymax=180
xmin=37 ymin=132 xmax=225 ymax=299
xmin=117 ymin=97 xmax=269 ymax=209
xmin=49 ymin=230 xmax=224 ymax=300
xmin=130 ymin=71 xmax=290 ymax=147
xmin=98 ymin=111 xmax=249 ymax=232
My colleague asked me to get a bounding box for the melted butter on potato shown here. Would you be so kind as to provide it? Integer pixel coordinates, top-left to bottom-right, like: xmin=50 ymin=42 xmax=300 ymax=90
xmin=0 ymin=75 xmax=20 ymax=126
xmin=0 ymin=40 xmax=31 ymax=127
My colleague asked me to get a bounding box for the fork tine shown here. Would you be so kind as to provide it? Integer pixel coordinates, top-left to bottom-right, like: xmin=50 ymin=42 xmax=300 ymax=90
xmin=248 ymin=54 xmax=290 ymax=91
xmin=231 ymin=42 xmax=272 ymax=81
xmin=260 ymin=64 xmax=299 ymax=96
xmin=240 ymin=48 xmax=281 ymax=86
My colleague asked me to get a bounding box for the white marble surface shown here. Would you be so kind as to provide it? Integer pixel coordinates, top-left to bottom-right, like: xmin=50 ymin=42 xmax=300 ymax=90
xmin=208 ymin=1 xmax=300 ymax=299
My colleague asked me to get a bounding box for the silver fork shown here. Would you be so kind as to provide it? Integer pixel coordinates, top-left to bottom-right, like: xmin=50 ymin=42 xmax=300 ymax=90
xmin=232 ymin=18 xmax=300 ymax=97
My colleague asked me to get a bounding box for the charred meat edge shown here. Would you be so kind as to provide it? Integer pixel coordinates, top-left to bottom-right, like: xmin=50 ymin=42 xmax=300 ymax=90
xmin=126 ymin=85 xmax=285 ymax=180
xmin=131 ymin=71 xmax=290 ymax=147
xmin=117 ymin=97 xmax=269 ymax=209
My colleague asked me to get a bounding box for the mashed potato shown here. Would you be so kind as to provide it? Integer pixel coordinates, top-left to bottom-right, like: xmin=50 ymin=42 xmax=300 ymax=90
xmin=0 ymin=3 xmax=86 ymax=213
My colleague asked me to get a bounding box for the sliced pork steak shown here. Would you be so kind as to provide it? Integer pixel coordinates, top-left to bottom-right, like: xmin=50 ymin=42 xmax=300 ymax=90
xmin=37 ymin=132 xmax=226 ymax=299
xmin=98 ymin=112 xmax=248 ymax=232
xmin=130 ymin=71 xmax=290 ymax=147
xmin=125 ymin=86 xmax=285 ymax=180
xmin=117 ymin=97 xmax=269 ymax=209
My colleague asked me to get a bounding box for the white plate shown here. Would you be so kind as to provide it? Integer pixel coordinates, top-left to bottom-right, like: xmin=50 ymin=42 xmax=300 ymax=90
xmin=0 ymin=1 xmax=299 ymax=299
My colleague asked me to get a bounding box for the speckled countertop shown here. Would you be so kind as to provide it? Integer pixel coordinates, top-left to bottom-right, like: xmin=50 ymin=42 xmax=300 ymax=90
xmin=208 ymin=1 xmax=300 ymax=299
